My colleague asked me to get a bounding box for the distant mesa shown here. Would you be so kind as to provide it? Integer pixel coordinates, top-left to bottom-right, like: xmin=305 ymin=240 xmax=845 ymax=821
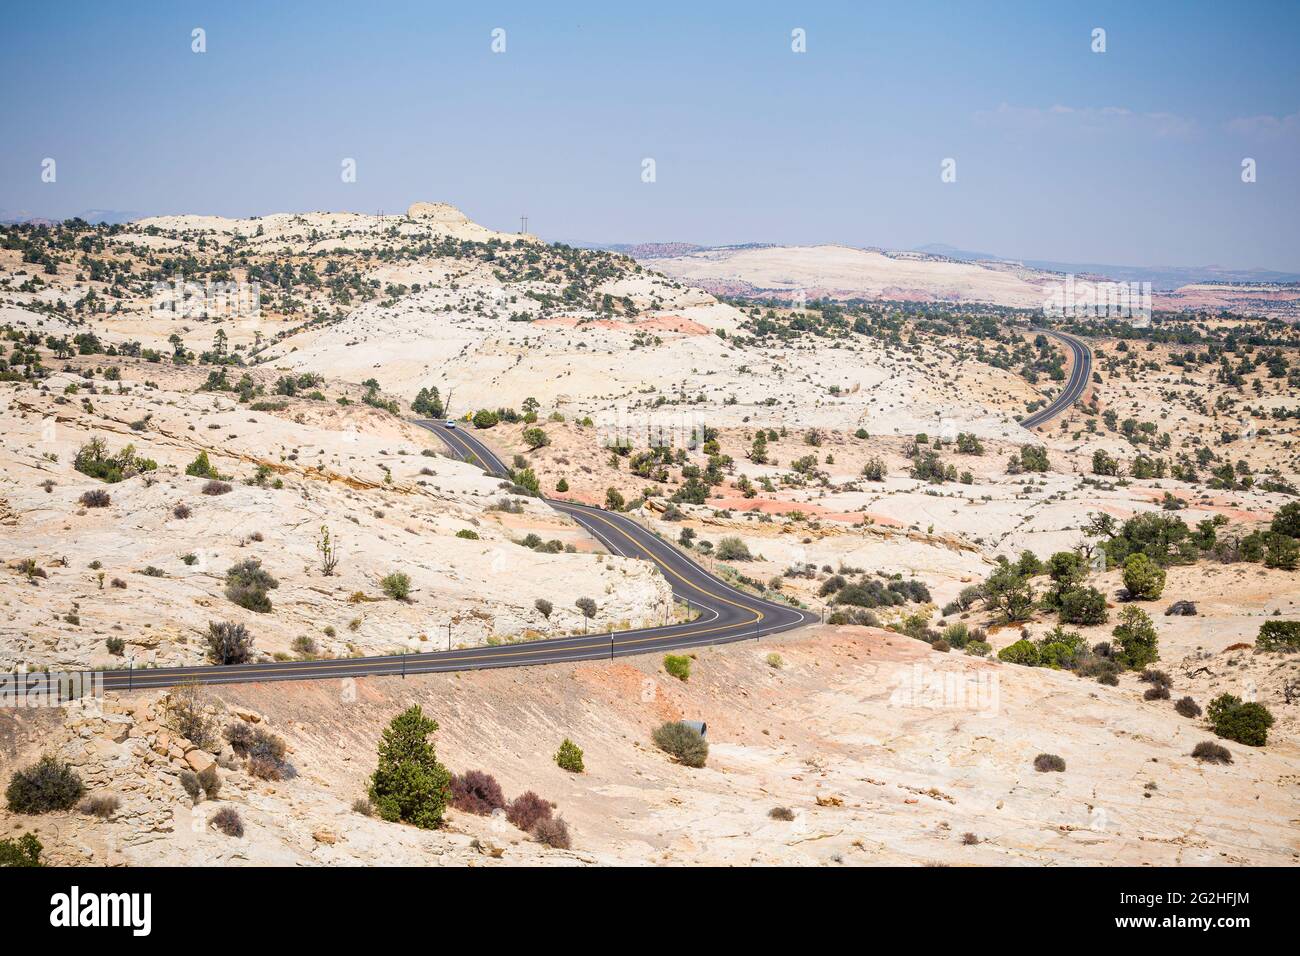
xmin=406 ymin=201 xmax=472 ymax=224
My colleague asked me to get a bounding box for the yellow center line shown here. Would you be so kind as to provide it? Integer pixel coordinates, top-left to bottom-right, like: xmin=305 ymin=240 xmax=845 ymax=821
xmin=430 ymin=421 xmax=757 ymax=620
xmin=98 ymin=609 xmax=762 ymax=686
xmin=555 ymin=506 xmax=763 ymax=625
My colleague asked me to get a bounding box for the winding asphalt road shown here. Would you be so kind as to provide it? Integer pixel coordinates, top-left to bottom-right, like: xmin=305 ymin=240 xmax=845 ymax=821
xmin=1020 ymin=328 xmax=1091 ymax=429
xmin=28 ymin=422 xmax=812 ymax=693
xmin=30 ymin=330 xmax=1078 ymax=695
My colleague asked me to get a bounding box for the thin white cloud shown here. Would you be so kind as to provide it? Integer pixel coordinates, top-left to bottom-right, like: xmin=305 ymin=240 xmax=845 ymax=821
xmin=1225 ymin=110 xmax=1300 ymax=140
xmin=974 ymin=103 xmax=1198 ymax=139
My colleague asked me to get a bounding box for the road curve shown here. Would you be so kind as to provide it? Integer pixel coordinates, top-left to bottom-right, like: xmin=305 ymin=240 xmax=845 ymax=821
xmin=1020 ymin=328 xmax=1091 ymax=429
xmin=29 ymin=422 xmax=813 ymax=693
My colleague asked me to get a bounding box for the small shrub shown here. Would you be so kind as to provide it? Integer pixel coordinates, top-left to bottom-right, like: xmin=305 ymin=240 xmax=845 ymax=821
xmin=534 ymin=598 xmax=553 ymax=619
xmin=555 ymin=739 xmax=585 ymax=773
xmin=73 ymin=436 xmax=155 ymax=483
xmin=765 ymin=652 xmax=784 ymax=669
xmin=1059 ymin=587 xmax=1109 ymax=626
xmin=224 ymin=558 xmax=278 ymax=613
xmin=663 ymin=654 xmax=691 ymax=681
xmin=185 ymin=451 xmax=222 ymax=479
xmin=1033 ymin=753 xmax=1065 ymax=773
xmin=248 ymin=754 xmax=284 ymax=781
xmin=1143 ymin=685 xmax=1170 ymax=701
xmin=223 ymin=720 xmax=255 ymax=753
xmin=506 ymin=791 xmax=553 ymax=831
xmin=1122 ymin=552 xmax=1167 ymax=600
xmin=1208 ymin=695 xmax=1274 ymax=747
xmin=380 ymin=572 xmax=412 ymax=600
xmin=164 ymin=681 xmax=216 ymax=750
xmin=352 ymin=797 xmax=373 ymax=816
xmin=105 ymin=636 xmax=125 ymax=656
xmin=291 ymin=635 xmax=318 ymax=657
xmin=202 ymin=480 xmax=232 ymax=496
xmin=1255 ymin=620 xmax=1300 ymax=652
xmin=961 ymin=832 xmax=980 ymax=846
xmin=715 ymin=537 xmax=752 ymax=561
xmin=1174 ymin=696 xmax=1201 ymax=718
xmin=0 ymin=833 xmax=42 ymax=867
xmin=532 ymin=815 xmax=571 ymax=849
xmin=1112 ymin=606 xmax=1159 ymax=670
xmin=768 ymin=806 xmax=795 ymax=821
xmin=172 ymin=502 xmax=192 ymax=519
xmin=244 ymin=728 xmax=290 ymax=779
xmin=5 ymin=756 xmax=85 ymax=813
xmin=997 ymin=639 xmax=1040 ymax=666
xmin=449 ymin=770 xmax=506 ymax=815
xmin=179 ymin=770 xmax=201 ymax=802
xmin=652 ymin=721 xmax=708 ymax=768
xmin=198 ymin=764 xmax=220 ymax=799
xmin=1139 ymin=668 xmax=1172 ymax=688
xmin=80 ymin=793 xmax=119 ymax=819
xmin=206 ymin=620 xmax=254 ymax=664
xmin=211 ymin=806 xmax=244 ymax=837
xmin=79 ymin=489 xmax=111 ymax=508
xmin=1191 ymin=741 xmax=1232 ymax=765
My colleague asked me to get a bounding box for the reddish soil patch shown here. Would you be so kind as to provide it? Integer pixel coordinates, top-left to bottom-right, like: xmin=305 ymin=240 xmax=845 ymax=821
xmin=533 ymin=314 xmax=710 ymax=335
xmin=710 ymin=494 xmax=903 ymax=526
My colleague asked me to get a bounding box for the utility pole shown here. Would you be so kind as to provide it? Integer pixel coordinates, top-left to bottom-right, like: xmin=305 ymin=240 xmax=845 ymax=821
xmin=520 ymin=214 xmax=528 ymax=234
xmin=609 ymin=629 xmax=614 ymax=661
xmin=444 ymin=622 xmax=453 ymax=651
xmin=401 ymin=651 xmax=406 ymax=679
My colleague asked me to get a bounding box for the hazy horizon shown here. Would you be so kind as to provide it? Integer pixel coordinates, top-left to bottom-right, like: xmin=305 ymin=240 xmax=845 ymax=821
xmin=3 ymin=0 xmax=1297 ymax=271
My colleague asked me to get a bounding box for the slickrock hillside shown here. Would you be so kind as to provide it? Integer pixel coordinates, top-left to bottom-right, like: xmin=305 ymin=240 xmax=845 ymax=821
xmin=1 ymin=204 xmax=1297 ymax=868
xmin=0 ymin=350 xmax=669 ymax=671
xmin=1 ymin=617 xmax=1294 ymax=866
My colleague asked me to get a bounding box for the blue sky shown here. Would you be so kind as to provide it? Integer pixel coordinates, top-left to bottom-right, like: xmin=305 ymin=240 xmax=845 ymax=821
xmin=2 ymin=1 xmax=1298 ymax=269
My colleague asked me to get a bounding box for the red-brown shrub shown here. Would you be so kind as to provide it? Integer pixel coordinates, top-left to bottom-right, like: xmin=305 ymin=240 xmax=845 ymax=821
xmin=450 ymin=770 xmax=506 ymax=815
xmin=506 ymin=790 xmax=552 ymax=831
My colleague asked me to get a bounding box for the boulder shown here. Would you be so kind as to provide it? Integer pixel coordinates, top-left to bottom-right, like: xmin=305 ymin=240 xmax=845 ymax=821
xmin=184 ymin=749 xmax=215 ymax=773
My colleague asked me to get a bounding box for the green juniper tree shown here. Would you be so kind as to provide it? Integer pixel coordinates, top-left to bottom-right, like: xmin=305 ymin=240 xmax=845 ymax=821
xmin=368 ymin=705 xmax=452 ymax=829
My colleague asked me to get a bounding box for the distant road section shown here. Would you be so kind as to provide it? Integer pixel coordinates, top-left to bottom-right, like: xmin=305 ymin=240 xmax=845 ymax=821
xmin=1020 ymin=329 xmax=1091 ymax=429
